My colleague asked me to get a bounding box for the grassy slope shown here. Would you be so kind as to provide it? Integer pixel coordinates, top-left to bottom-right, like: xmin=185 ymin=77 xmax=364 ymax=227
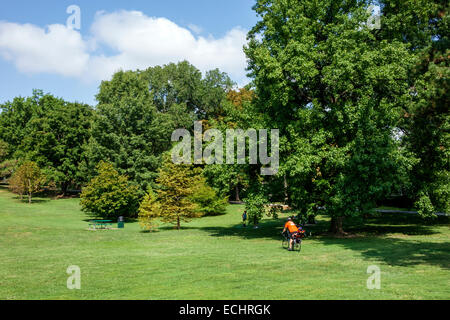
xmin=0 ymin=188 xmax=449 ymax=300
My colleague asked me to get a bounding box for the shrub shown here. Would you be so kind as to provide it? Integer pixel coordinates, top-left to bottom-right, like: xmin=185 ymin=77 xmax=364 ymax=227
xmin=244 ymin=193 xmax=268 ymax=226
xmin=190 ymin=179 xmax=228 ymax=216
xmin=80 ymin=161 xmax=139 ymax=219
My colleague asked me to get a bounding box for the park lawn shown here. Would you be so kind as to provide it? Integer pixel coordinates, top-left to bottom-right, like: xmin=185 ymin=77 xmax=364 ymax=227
xmin=0 ymin=187 xmax=449 ymax=300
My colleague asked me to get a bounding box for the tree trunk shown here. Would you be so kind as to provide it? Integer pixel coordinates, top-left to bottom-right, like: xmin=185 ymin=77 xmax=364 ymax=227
xmin=283 ymin=174 xmax=289 ymax=204
xmin=235 ymin=184 xmax=240 ymax=202
xmin=61 ymin=182 xmax=69 ymax=196
xmin=28 ymin=192 xmax=32 ymax=204
xmin=329 ymin=216 xmax=344 ymax=235
xmin=177 ymin=216 xmax=180 ymax=230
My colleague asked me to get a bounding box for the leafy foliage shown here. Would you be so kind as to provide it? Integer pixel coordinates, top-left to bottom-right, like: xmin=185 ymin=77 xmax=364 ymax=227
xmin=88 ymin=61 xmax=234 ymax=193
xmin=9 ymin=161 xmax=45 ymax=203
xmin=0 ymin=90 xmax=93 ymax=193
xmin=0 ymin=159 xmax=18 ymax=181
xmin=382 ymin=0 xmax=450 ymax=216
xmin=0 ymin=140 xmax=8 ymax=162
xmin=156 ymin=155 xmax=202 ymax=229
xmin=244 ymin=192 xmax=268 ymax=226
xmin=245 ymin=0 xmax=417 ymax=233
xmin=138 ymin=188 xmax=162 ymax=231
xmin=190 ymin=176 xmax=228 ymax=216
xmin=80 ymin=161 xmax=139 ymax=219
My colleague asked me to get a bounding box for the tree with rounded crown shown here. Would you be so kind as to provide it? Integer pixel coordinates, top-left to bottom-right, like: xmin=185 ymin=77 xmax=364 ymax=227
xmin=9 ymin=161 xmax=45 ymax=204
xmin=80 ymin=161 xmax=139 ymax=219
xmin=245 ymin=0 xmax=415 ymax=234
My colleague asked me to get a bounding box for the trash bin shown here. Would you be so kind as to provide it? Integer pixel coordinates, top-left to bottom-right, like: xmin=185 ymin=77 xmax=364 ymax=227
xmin=118 ymin=216 xmax=124 ymax=229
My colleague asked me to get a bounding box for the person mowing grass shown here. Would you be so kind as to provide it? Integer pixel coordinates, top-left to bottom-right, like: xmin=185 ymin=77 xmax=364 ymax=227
xmin=282 ymin=217 xmax=299 ymax=251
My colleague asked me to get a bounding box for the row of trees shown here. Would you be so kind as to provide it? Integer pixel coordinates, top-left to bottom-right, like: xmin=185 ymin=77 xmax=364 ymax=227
xmin=79 ymin=158 xmax=227 ymax=230
xmin=0 ymin=1 xmax=447 ymax=234
xmin=0 ymin=62 xmax=235 ymax=194
xmin=0 ymin=63 xmax=238 ymax=219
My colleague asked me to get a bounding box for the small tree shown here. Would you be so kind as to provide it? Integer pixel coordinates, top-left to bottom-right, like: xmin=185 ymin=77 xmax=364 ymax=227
xmin=244 ymin=192 xmax=268 ymax=227
xmin=138 ymin=188 xmax=162 ymax=232
xmin=9 ymin=161 xmax=45 ymax=203
xmin=157 ymin=155 xmax=201 ymax=230
xmin=80 ymin=161 xmax=139 ymax=219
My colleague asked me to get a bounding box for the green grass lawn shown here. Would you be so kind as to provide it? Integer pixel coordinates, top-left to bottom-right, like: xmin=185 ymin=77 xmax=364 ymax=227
xmin=0 ymin=187 xmax=449 ymax=300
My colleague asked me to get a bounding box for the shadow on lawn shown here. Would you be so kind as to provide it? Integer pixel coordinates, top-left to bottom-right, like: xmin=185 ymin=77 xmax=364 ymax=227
xmin=314 ymin=213 xmax=450 ymax=269
xmin=10 ymin=196 xmax=51 ymax=204
xmin=192 ymin=212 xmax=450 ymax=269
xmin=194 ymin=213 xmax=448 ymax=240
xmin=313 ymin=237 xmax=450 ymax=269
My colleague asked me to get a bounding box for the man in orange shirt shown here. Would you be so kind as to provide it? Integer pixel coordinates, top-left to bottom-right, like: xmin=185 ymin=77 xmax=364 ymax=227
xmin=283 ymin=217 xmax=299 ymax=251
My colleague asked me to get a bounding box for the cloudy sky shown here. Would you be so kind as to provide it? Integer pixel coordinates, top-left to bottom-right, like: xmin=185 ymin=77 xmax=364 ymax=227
xmin=0 ymin=0 xmax=258 ymax=105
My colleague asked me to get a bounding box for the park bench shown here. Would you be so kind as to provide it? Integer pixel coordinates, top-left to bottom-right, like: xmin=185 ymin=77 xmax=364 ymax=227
xmin=89 ymin=220 xmax=113 ymax=230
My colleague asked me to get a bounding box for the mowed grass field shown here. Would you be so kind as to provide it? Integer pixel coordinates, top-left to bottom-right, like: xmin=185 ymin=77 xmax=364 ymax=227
xmin=0 ymin=187 xmax=449 ymax=300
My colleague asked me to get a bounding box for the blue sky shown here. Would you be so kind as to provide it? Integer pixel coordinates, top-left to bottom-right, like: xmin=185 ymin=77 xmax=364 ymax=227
xmin=0 ymin=0 xmax=258 ymax=105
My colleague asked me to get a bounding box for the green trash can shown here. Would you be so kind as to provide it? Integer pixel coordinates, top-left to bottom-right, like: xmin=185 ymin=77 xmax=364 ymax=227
xmin=118 ymin=216 xmax=124 ymax=229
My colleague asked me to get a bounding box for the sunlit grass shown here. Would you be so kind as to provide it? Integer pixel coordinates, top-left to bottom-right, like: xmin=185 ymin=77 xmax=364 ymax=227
xmin=0 ymin=187 xmax=448 ymax=300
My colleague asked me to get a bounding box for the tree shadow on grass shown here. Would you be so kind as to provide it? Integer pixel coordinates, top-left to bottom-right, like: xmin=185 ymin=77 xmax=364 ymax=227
xmin=311 ymin=213 xmax=450 ymax=269
xmin=10 ymin=196 xmax=51 ymax=204
xmin=191 ymin=212 xmax=450 ymax=269
xmin=343 ymin=213 xmax=449 ymax=236
xmin=313 ymin=236 xmax=450 ymax=270
xmin=192 ymin=213 xmax=447 ymax=240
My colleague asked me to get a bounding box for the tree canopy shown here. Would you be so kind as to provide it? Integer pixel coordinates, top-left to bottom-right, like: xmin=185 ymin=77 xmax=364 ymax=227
xmin=244 ymin=0 xmax=423 ymax=233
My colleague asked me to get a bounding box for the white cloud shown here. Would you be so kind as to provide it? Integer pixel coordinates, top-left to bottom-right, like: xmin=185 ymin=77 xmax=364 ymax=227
xmin=0 ymin=10 xmax=249 ymax=85
xmin=0 ymin=22 xmax=89 ymax=77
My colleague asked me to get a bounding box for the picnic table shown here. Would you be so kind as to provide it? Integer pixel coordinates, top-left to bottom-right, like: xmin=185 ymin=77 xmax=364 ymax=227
xmin=89 ymin=220 xmax=113 ymax=230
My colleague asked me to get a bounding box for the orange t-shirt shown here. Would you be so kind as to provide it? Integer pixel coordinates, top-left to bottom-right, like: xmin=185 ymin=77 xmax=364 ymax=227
xmin=284 ymin=221 xmax=299 ymax=233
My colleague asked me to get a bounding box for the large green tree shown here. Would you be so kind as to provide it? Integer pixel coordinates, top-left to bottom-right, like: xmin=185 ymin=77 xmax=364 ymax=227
xmin=88 ymin=61 xmax=234 ymax=192
xmin=380 ymin=0 xmax=449 ymax=215
xmin=245 ymin=0 xmax=414 ymax=233
xmin=0 ymin=90 xmax=93 ymax=193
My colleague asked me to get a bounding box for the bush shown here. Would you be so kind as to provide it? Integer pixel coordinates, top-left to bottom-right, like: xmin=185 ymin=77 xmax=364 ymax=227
xmin=415 ymin=192 xmax=436 ymax=218
xmin=190 ymin=180 xmax=228 ymax=216
xmin=244 ymin=193 xmax=268 ymax=226
xmin=80 ymin=161 xmax=139 ymax=219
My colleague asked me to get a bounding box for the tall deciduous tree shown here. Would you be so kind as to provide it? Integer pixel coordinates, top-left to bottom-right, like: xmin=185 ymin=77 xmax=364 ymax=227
xmin=0 ymin=90 xmax=93 ymax=193
xmin=245 ymin=0 xmax=414 ymax=234
xmin=23 ymin=101 xmax=93 ymax=194
xmin=88 ymin=61 xmax=234 ymax=193
xmin=380 ymin=0 xmax=449 ymax=216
